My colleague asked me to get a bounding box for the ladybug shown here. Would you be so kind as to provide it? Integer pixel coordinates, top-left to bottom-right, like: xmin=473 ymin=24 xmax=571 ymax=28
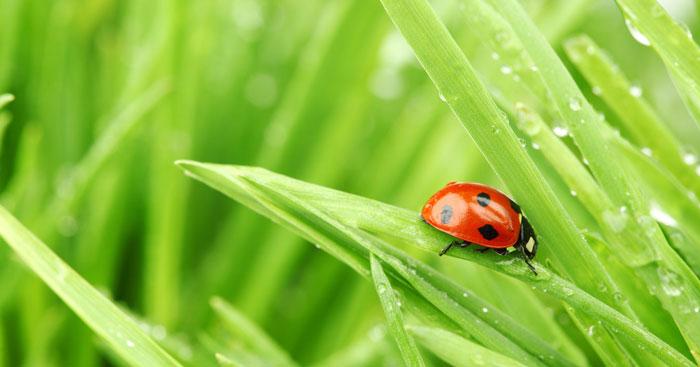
xmin=421 ymin=182 xmax=538 ymax=275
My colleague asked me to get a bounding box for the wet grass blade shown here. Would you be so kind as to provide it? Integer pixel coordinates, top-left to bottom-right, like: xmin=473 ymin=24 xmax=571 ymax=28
xmin=177 ymin=161 xmax=694 ymax=367
xmin=369 ymin=255 xmax=425 ymax=367
xmin=613 ymin=0 xmax=700 ymax=126
xmin=407 ymin=325 xmax=526 ymax=367
xmin=0 ymin=205 xmax=181 ymax=367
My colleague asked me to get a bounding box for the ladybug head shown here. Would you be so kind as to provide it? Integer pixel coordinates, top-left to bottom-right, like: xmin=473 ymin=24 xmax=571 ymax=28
xmin=519 ymin=216 xmax=538 ymax=259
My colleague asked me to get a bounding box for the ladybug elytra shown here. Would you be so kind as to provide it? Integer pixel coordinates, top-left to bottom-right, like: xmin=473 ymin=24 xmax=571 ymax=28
xmin=421 ymin=182 xmax=538 ymax=275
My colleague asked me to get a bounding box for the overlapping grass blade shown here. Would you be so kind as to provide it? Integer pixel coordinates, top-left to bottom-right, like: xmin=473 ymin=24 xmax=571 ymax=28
xmin=563 ymin=35 xmax=696 ymax=189
xmin=0 ymin=205 xmax=180 ymax=367
xmin=613 ymin=0 xmax=700 ymax=126
xmin=369 ymin=255 xmax=425 ymax=367
xmin=210 ymin=297 xmax=297 ymax=367
xmin=177 ymin=161 xmax=694 ymax=367
xmin=407 ymin=325 xmax=526 ymax=367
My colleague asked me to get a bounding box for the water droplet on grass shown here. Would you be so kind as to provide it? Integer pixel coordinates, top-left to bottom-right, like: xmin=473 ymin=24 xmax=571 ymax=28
xmin=482 ymin=307 xmax=489 ymax=313
xmin=570 ymin=190 xmax=577 ymax=197
xmin=650 ymin=203 xmax=678 ymax=227
xmin=500 ymin=65 xmax=513 ymax=75
xmin=591 ymin=86 xmax=602 ymax=95
xmin=629 ymin=85 xmax=642 ymax=97
xmin=641 ymin=147 xmax=652 ymax=156
xmin=568 ymin=97 xmax=582 ymax=111
xmin=553 ymin=125 xmax=569 ymax=137
xmin=658 ymin=267 xmax=683 ymax=297
xmin=625 ymin=19 xmax=651 ymax=46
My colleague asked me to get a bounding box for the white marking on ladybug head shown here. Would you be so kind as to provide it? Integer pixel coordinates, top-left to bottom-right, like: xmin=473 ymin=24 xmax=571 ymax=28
xmin=525 ymin=237 xmax=535 ymax=253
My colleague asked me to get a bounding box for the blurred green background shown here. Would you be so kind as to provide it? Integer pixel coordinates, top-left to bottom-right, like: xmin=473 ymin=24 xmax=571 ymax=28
xmin=0 ymin=0 xmax=699 ymax=365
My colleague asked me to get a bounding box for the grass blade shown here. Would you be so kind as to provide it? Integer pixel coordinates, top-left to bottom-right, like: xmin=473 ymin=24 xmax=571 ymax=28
xmin=0 ymin=205 xmax=180 ymax=367
xmin=369 ymin=254 xmax=425 ymax=367
xmin=177 ymin=161 xmax=694 ymax=367
xmin=210 ymin=297 xmax=297 ymax=367
xmin=407 ymin=325 xmax=526 ymax=367
xmin=563 ymin=35 xmax=696 ymax=189
xmin=613 ymin=0 xmax=700 ymax=126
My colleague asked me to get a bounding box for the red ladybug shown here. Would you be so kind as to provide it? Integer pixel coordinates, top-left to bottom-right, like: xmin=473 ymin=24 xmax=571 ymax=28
xmin=421 ymin=182 xmax=538 ymax=274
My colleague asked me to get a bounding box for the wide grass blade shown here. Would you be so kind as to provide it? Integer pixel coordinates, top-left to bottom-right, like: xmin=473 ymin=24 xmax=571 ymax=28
xmin=369 ymin=255 xmax=425 ymax=367
xmin=0 ymin=205 xmax=181 ymax=367
xmin=177 ymin=161 xmax=694 ymax=367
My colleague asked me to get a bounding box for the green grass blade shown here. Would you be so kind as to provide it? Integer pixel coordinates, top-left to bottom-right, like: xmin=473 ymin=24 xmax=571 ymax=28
xmin=407 ymin=325 xmax=526 ymax=367
xmin=563 ymin=35 xmax=696 ymax=189
xmin=0 ymin=94 xmax=13 ymax=110
xmin=210 ymin=297 xmax=298 ymax=367
xmin=614 ymin=0 xmax=700 ymax=126
xmin=0 ymin=205 xmax=181 ymax=367
xmin=177 ymin=161 xmax=694 ymax=367
xmin=177 ymin=161 xmax=571 ymax=366
xmin=370 ymin=255 xmax=425 ymax=367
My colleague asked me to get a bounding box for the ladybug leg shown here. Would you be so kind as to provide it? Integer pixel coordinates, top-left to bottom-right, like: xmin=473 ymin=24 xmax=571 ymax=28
xmin=439 ymin=241 xmax=458 ymax=256
xmin=439 ymin=240 xmax=470 ymax=256
xmin=494 ymin=248 xmax=508 ymax=256
xmin=516 ymin=244 xmax=538 ymax=275
xmin=476 ymin=247 xmax=490 ymax=253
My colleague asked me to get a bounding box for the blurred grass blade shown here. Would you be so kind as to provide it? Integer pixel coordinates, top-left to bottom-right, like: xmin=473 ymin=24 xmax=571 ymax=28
xmin=407 ymin=325 xmax=526 ymax=367
xmin=614 ymin=0 xmax=700 ymax=126
xmin=369 ymin=255 xmax=425 ymax=367
xmin=0 ymin=205 xmax=181 ymax=367
xmin=210 ymin=297 xmax=297 ymax=367
xmin=177 ymin=161 xmax=694 ymax=367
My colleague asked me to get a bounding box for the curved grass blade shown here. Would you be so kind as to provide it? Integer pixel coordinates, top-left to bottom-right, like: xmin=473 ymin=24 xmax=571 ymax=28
xmin=407 ymin=325 xmax=526 ymax=367
xmin=0 ymin=205 xmax=181 ymax=367
xmin=563 ymin=35 xmax=696 ymax=190
xmin=210 ymin=297 xmax=298 ymax=367
xmin=613 ymin=0 xmax=700 ymax=126
xmin=177 ymin=161 xmax=694 ymax=367
xmin=370 ymin=255 xmax=425 ymax=367
xmin=177 ymin=161 xmax=572 ymax=366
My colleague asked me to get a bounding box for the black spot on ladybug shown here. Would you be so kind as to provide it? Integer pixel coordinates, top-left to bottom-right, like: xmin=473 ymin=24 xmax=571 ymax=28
xmin=476 ymin=192 xmax=490 ymax=207
xmin=478 ymin=224 xmax=499 ymax=240
xmin=440 ymin=205 xmax=453 ymax=224
xmin=509 ymin=199 xmax=521 ymax=213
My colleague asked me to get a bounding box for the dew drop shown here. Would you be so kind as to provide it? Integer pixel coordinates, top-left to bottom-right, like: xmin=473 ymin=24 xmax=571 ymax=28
xmin=657 ymin=267 xmax=683 ymax=297
xmin=463 ymin=292 xmax=469 ymax=297
xmin=570 ymin=190 xmax=577 ymax=197
xmin=603 ymin=207 xmax=629 ymax=233
xmin=624 ymin=19 xmax=651 ymax=46
xmin=439 ymin=93 xmax=447 ymax=102
xmin=482 ymin=307 xmax=489 ymax=313
xmin=587 ymin=325 xmax=595 ymax=336
xmin=650 ymin=204 xmax=678 ymax=227
xmin=126 ymin=340 xmax=135 ymax=348
xmin=591 ymin=86 xmax=602 ymax=95
xmin=583 ymin=158 xmax=590 ymax=166
xmin=531 ymin=142 xmax=540 ymax=150
xmin=568 ymin=97 xmax=582 ymax=111
xmin=552 ymin=125 xmax=569 ymax=137
xmin=683 ymin=152 xmax=697 ymax=165
xmin=500 ymin=65 xmax=513 ymax=75
xmin=641 ymin=147 xmax=652 ymax=156
xmin=491 ymin=52 xmax=500 ymax=60
xmin=629 ymin=85 xmax=642 ymax=97
xmin=529 ymin=65 xmax=539 ymax=72
xmin=562 ymin=287 xmax=574 ymax=296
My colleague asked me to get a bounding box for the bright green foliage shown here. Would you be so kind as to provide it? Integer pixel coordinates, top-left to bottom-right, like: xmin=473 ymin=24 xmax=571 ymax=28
xmin=0 ymin=0 xmax=699 ymax=366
